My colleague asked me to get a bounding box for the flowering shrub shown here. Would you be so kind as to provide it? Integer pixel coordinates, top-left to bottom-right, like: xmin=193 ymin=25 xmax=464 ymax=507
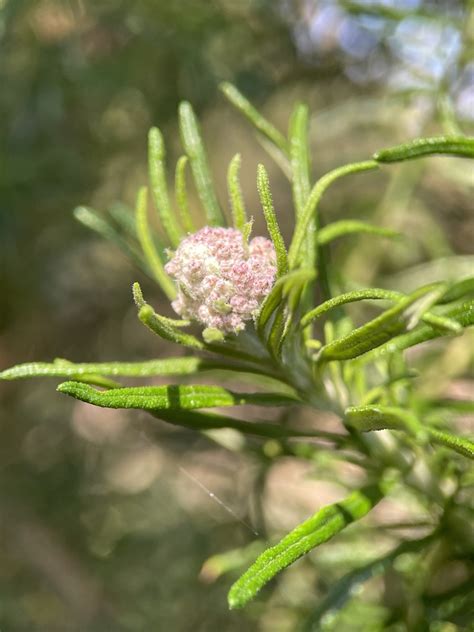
xmin=1 ymin=84 xmax=473 ymax=628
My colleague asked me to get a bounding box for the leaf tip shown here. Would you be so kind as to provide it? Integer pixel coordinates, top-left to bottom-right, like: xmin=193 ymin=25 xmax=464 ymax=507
xmin=132 ymin=282 xmax=145 ymax=308
xmin=227 ymin=586 xmax=245 ymax=610
xmin=56 ymin=381 xmax=75 ymax=395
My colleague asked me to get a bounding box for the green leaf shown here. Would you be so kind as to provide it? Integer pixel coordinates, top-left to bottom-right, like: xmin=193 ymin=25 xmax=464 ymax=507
xmin=428 ymin=428 xmax=474 ymax=460
xmin=267 ymin=305 xmax=286 ymax=360
xmin=57 ymin=381 xmax=298 ymax=411
xmin=178 ymin=101 xmax=224 ymax=226
xmin=366 ymin=299 xmax=474 ymax=359
xmin=301 ymin=289 xmax=401 ymax=328
xmin=256 ymin=164 xmax=288 ymax=278
xmin=135 ymin=186 xmax=176 ymax=300
xmin=148 ymin=127 xmax=183 ymax=247
xmin=228 ymin=484 xmax=385 ymax=609
xmin=220 ymin=82 xmax=288 ymax=154
xmin=345 ymin=405 xmax=474 ymax=459
xmin=374 ymin=136 xmax=474 ymax=163
xmin=438 ymin=276 xmax=474 ymax=304
xmin=257 ymin=269 xmax=316 ymax=337
xmin=317 ymin=220 xmax=400 ymax=246
xmin=316 ymin=284 xmax=444 ymax=362
xmin=133 ymin=282 xmax=204 ymax=350
xmin=302 ymin=287 xmax=462 ymax=332
xmin=0 ymin=357 xmax=203 ymax=380
xmin=174 ymin=155 xmax=196 ymax=234
xmin=139 ymin=304 xmax=204 ymax=350
xmin=345 ymin=405 xmax=422 ymax=437
xmin=289 ymin=103 xmax=311 ymax=219
xmin=73 ymin=206 xmax=145 ymax=270
xmin=420 ymin=312 xmax=462 ymax=334
xmin=227 ymin=153 xmax=248 ymax=232
xmin=288 ymin=160 xmax=379 ymax=270
xmin=107 ymin=202 xmax=138 ymax=239
xmin=289 ymin=102 xmax=315 ymax=275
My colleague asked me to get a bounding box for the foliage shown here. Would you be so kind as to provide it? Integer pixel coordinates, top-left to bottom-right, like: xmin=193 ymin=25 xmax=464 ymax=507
xmin=2 ymin=78 xmax=473 ymax=631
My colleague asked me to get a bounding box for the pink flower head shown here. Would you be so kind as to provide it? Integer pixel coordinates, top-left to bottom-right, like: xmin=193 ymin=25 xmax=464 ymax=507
xmin=165 ymin=227 xmax=276 ymax=334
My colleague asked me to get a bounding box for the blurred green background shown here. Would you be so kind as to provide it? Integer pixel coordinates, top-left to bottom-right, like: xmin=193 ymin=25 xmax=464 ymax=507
xmin=1 ymin=1 xmax=473 ymax=630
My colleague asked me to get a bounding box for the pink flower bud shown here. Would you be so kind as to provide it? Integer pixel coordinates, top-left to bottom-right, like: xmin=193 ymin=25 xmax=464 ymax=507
xmin=165 ymin=227 xmax=276 ymax=334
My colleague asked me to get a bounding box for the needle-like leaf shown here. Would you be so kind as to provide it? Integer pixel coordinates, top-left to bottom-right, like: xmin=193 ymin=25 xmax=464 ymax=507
xmin=257 ymin=164 xmax=288 ymax=278
xmin=288 ymin=161 xmax=379 ymax=269
xmin=228 ymin=484 xmax=385 ymax=609
xmin=220 ymin=82 xmax=288 ymax=154
xmin=148 ymin=127 xmax=183 ymax=247
xmin=0 ymin=357 xmax=202 ymax=380
xmin=57 ymin=381 xmax=298 ymax=410
xmin=258 ymin=269 xmax=315 ymax=337
xmin=133 ymin=282 xmax=204 ymax=350
xmin=345 ymin=405 xmax=474 ymax=459
xmin=316 ymin=284 xmax=445 ymax=362
xmin=374 ymin=136 xmax=474 ymax=163
xmin=301 ymin=289 xmax=401 ymax=328
xmin=174 ymin=155 xmax=196 ymax=234
xmin=316 ymin=220 xmax=400 ymax=246
xmin=227 ymin=154 xmax=248 ymax=232
xmin=365 ymin=299 xmax=474 ymax=359
xmin=179 ymin=101 xmax=224 ymax=226
xmin=135 ymin=186 xmax=176 ymax=299
xmin=73 ymin=206 xmax=145 ymax=270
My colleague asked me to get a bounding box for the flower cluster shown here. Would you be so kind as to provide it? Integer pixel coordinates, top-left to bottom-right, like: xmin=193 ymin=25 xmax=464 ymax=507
xmin=165 ymin=227 xmax=276 ymax=334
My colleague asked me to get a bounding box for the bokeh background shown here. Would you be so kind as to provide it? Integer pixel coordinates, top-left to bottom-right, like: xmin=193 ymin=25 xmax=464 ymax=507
xmin=1 ymin=1 xmax=473 ymax=630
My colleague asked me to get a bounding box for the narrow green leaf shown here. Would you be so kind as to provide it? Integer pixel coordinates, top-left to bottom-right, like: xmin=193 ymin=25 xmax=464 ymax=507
xmin=139 ymin=304 xmax=204 ymax=350
xmin=428 ymin=428 xmax=474 ymax=460
xmin=404 ymin=284 xmax=447 ymax=330
xmin=267 ymin=305 xmax=286 ymax=360
xmin=289 ymin=103 xmax=311 ymax=218
xmin=148 ymin=127 xmax=183 ymax=246
xmin=366 ymin=300 xmax=474 ymax=359
xmin=242 ymin=219 xmax=253 ymax=246
xmin=227 ymin=154 xmax=248 ymax=232
xmin=135 ymin=186 xmax=176 ymax=300
xmin=257 ymin=269 xmax=316 ymax=336
xmin=132 ymin=280 xmax=145 ymax=308
xmin=317 ymin=220 xmax=400 ymax=246
xmin=0 ymin=357 xmax=202 ymax=380
xmin=133 ymin=281 xmax=203 ymax=349
xmin=438 ymin=276 xmax=474 ymax=304
xmin=220 ymin=82 xmax=288 ymax=154
xmin=228 ymin=484 xmax=385 ymax=609
xmin=289 ymin=102 xmax=315 ymax=275
xmin=174 ymin=155 xmax=196 ymax=234
xmin=345 ymin=405 xmax=422 ymax=437
xmin=420 ymin=312 xmax=462 ymax=334
xmin=301 ymin=289 xmax=401 ymax=328
xmin=316 ymin=284 xmax=443 ymax=362
xmin=73 ymin=206 xmax=144 ymax=269
xmin=257 ymin=164 xmax=288 ymax=278
xmin=57 ymin=381 xmax=297 ymax=410
xmin=107 ymin=202 xmax=138 ymax=239
xmin=178 ymin=101 xmax=224 ymax=226
xmin=288 ymin=161 xmax=379 ymax=270
xmin=374 ymin=136 xmax=474 ymax=163
xmin=345 ymin=405 xmax=474 ymax=460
